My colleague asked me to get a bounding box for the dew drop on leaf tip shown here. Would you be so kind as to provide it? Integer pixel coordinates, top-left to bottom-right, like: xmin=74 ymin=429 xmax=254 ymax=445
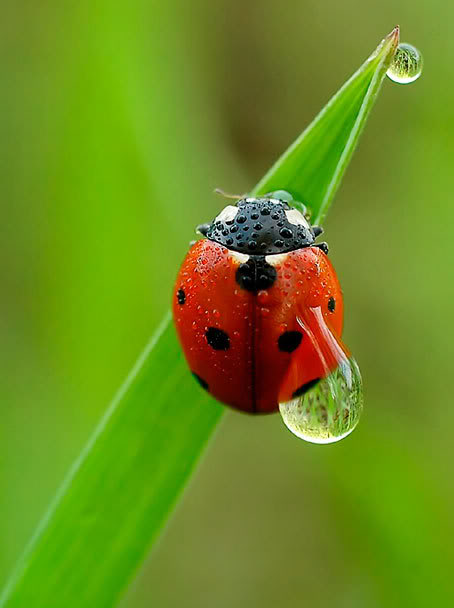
xmin=387 ymin=43 xmax=423 ymax=84
xmin=279 ymin=357 xmax=363 ymax=444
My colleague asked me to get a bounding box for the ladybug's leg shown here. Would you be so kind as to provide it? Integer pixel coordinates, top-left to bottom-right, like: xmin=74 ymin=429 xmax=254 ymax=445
xmin=312 ymin=226 xmax=324 ymax=237
xmin=196 ymin=223 xmax=211 ymax=236
xmin=314 ymin=242 xmax=329 ymax=254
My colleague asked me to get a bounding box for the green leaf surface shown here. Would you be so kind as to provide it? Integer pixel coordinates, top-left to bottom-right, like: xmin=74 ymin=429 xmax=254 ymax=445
xmin=0 ymin=28 xmax=399 ymax=608
xmin=0 ymin=317 xmax=223 ymax=607
xmin=253 ymin=27 xmax=399 ymax=224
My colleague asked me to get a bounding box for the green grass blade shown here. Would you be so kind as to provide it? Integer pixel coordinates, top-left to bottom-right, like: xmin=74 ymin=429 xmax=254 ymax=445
xmin=253 ymin=26 xmax=399 ymax=224
xmin=0 ymin=317 xmax=223 ymax=607
xmin=0 ymin=28 xmax=399 ymax=608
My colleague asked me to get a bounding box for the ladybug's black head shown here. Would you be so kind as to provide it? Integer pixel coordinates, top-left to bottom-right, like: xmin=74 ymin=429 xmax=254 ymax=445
xmin=199 ymin=197 xmax=316 ymax=255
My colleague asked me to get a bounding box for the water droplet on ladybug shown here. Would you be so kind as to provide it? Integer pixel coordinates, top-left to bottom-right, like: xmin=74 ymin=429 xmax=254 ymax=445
xmin=257 ymin=290 xmax=269 ymax=304
xmin=279 ymin=357 xmax=363 ymax=444
xmin=280 ymin=227 xmax=293 ymax=239
xmin=387 ymin=43 xmax=423 ymax=84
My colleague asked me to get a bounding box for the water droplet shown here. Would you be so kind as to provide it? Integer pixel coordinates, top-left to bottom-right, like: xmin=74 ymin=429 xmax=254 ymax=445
xmin=387 ymin=43 xmax=423 ymax=84
xmin=279 ymin=357 xmax=363 ymax=444
xmin=257 ymin=290 xmax=269 ymax=304
xmin=270 ymin=190 xmax=294 ymax=202
xmin=280 ymin=227 xmax=293 ymax=239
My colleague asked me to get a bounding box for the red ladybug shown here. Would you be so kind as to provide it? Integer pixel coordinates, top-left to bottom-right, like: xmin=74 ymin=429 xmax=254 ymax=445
xmin=173 ymin=194 xmax=349 ymax=414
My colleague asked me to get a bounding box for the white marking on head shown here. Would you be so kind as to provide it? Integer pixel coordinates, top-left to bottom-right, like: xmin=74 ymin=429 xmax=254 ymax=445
xmin=285 ymin=208 xmax=311 ymax=229
xmin=215 ymin=205 xmax=238 ymax=223
xmin=229 ymin=251 xmax=249 ymax=264
xmin=265 ymin=253 xmax=289 ymax=266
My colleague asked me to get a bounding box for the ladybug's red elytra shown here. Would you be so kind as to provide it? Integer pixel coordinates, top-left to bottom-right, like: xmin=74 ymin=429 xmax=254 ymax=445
xmin=173 ymin=193 xmax=349 ymax=414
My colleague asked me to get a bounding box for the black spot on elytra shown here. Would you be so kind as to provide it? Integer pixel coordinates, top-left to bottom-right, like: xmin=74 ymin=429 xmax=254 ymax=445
xmin=328 ymin=297 xmax=336 ymax=312
xmin=177 ymin=289 xmax=185 ymax=305
xmin=235 ymin=256 xmax=277 ymax=293
xmin=278 ymin=331 xmax=303 ymax=353
xmin=192 ymin=372 xmax=209 ymax=391
xmin=206 ymin=327 xmax=230 ymax=351
xmin=292 ymin=378 xmax=320 ymax=398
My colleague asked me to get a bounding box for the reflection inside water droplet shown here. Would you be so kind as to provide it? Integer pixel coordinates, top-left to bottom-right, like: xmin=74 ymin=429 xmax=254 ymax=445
xmin=279 ymin=357 xmax=363 ymax=444
xmin=387 ymin=43 xmax=423 ymax=84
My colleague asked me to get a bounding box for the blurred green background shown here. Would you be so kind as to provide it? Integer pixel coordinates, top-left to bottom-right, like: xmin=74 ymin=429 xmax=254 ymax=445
xmin=1 ymin=1 xmax=452 ymax=607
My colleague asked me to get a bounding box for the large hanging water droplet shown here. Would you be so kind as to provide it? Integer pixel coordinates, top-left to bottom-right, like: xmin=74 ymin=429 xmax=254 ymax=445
xmin=279 ymin=357 xmax=363 ymax=444
xmin=387 ymin=43 xmax=423 ymax=84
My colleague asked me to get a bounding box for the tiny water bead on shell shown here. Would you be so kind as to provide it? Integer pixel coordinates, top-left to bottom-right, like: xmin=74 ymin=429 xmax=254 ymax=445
xmin=387 ymin=43 xmax=423 ymax=84
xmin=279 ymin=357 xmax=363 ymax=444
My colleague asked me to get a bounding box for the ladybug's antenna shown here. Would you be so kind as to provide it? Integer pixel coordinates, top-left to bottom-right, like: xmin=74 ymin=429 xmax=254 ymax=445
xmin=214 ymin=188 xmax=246 ymax=200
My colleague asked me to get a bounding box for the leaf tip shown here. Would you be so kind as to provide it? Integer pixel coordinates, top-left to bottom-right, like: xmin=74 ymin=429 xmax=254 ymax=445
xmin=387 ymin=25 xmax=400 ymax=46
xmin=369 ymin=26 xmax=400 ymax=65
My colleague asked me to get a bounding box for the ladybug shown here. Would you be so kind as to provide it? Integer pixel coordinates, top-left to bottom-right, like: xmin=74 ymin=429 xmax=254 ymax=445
xmin=173 ymin=193 xmax=349 ymax=414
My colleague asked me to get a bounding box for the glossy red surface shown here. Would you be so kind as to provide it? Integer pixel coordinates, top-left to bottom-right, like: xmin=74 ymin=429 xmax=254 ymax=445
xmin=173 ymin=239 xmax=344 ymax=413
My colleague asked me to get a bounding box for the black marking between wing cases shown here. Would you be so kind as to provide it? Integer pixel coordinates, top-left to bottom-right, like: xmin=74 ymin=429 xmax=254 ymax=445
xmin=235 ymin=255 xmax=277 ymax=293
